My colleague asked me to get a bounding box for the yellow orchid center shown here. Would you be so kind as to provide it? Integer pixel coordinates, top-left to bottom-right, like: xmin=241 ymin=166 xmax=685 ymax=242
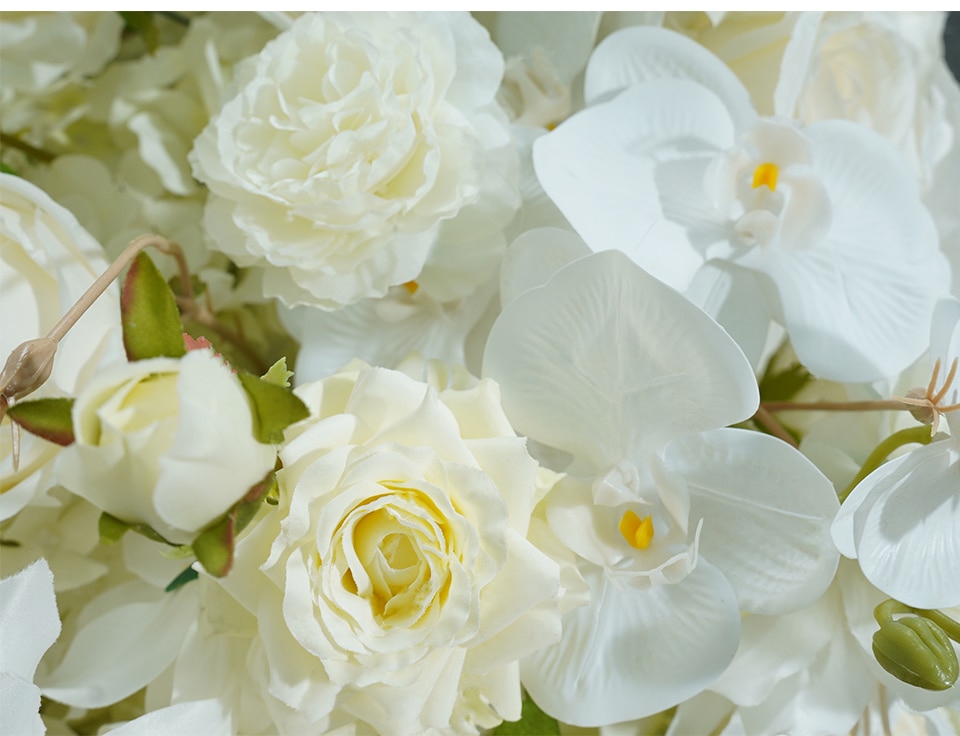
xmin=402 ymin=280 xmax=419 ymax=294
xmin=619 ymin=510 xmax=655 ymax=550
xmin=751 ymin=162 xmax=779 ymax=192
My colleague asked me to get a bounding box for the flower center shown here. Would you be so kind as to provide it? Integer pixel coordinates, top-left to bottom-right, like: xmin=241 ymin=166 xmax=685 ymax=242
xmin=618 ymin=510 xmax=655 ymax=550
xmin=751 ymin=162 xmax=779 ymax=192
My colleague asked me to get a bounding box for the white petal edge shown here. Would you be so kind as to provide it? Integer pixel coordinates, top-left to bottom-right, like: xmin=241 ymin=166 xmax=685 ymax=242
xmin=521 ymin=561 xmax=740 ymax=727
xmin=483 ymin=250 xmax=759 ymax=471
xmin=665 ymin=428 xmax=840 ymax=614
xmin=105 ymin=698 xmax=233 ymax=736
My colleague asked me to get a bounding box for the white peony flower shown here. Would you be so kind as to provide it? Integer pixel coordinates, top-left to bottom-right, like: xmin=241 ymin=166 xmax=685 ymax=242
xmin=55 ymin=349 xmax=277 ymax=545
xmin=832 ymin=297 xmax=960 ymax=609
xmin=1 ymin=173 xmax=124 ymax=521
xmin=0 ymin=559 xmax=60 ymax=736
xmin=190 ymin=11 xmax=518 ymax=310
xmin=534 ymin=26 xmax=949 ymax=382
xmin=483 ymin=250 xmax=840 ymax=727
xmin=180 ymin=361 xmax=562 ymax=734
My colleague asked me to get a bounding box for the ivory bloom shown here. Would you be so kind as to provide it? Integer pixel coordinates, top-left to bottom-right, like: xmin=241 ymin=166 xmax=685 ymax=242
xmin=56 ymin=350 xmax=277 ymax=545
xmin=190 ymin=12 xmax=518 ymax=310
xmin=191 ymin=362 xmax=561 ymax=734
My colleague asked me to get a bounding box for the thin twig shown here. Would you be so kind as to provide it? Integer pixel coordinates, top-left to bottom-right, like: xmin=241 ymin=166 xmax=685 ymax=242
xmin=753 ymin=406 xmax=799 ymax=448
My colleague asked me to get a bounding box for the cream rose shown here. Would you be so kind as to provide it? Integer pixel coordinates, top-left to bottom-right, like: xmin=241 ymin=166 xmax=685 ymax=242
xmin=0 ymin=174 xmax=124 ymax=521
xmin=55 ymin=350 xmax=277 ymax=544
xmin=190 ymin=11 xmax=518 ymax=310
xmin=187 ymin=361 xmax=562 ymax=734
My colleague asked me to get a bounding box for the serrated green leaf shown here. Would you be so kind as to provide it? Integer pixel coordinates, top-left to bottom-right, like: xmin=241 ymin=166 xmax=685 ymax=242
xmin=7 ymin=398 xmax=75 ymax=446
xmin=118 ymin=11 xmax=159 ymax=53
xmin=164 ymin=565 xmax=199 ymax=593
xmin=493 ymin=695 xmax=560 ymax=735
xmin=121 ymin=251 xmax=186 ymax=362
xmin=238 ymin=372 xmax=309 ymax=444
xmin=193 ymin=514 xmax=234 ymax=578
xmin=262 ymin=357 xmax=293 ymax=388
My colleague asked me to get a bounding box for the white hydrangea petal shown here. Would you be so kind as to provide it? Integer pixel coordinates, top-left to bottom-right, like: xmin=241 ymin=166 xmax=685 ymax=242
xmin=848 ymin=440 xmax=960 ymax=609
xmin=665 ymin=429 xmax=840 ymax=614
xmin=520 ymin=562 xmax=740 ymax=727
xmin=584 ymin=26 xmax=755 ymax=129
xmin=533 ymin=80 xmax=734 ymax=290
xmin=739 ymin=120 xmax=948 ymax=382
xmin=483 ymin=251 xmax=759 ymax=470
xmin=40 ymin=582 xmax=197 ymax=708
xmin=0 ymin=559 xmax=60 ymax=682
xmin=106 ymin=698 xmax=232 ymax=736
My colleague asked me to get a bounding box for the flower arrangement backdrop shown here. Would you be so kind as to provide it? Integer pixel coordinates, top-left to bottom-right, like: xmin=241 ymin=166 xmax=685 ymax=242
xmin=1 ymin=10 xmax=959 ymax=736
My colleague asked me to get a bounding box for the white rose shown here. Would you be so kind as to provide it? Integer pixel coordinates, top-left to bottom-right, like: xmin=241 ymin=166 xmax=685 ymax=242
xmin=56 ymin=349 xmax=277 ymax=544
xmin=1 ymin=173 xmax=123 ymax=521
xmin=186 ymin=362 xmax=562 ymax=734
xmin=190 ymin=11 xmax=518 ymax=310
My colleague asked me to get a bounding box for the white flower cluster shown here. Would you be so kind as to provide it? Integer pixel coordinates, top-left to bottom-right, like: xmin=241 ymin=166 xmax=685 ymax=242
xmin=1 ymin=10 xmax=959 ymax=736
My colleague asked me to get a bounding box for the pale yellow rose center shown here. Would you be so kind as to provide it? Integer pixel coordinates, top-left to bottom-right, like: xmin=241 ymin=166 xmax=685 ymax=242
xmin=117 ymin=374 xmax=180 ymax=432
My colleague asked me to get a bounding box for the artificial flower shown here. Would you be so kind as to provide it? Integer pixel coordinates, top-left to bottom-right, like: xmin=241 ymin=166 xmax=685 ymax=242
xmin=832 ymin=297 xmax=960 ymax=609
xmin=55 ymin=349 xmax=277 ymax=544
xmin=534 ymin=26 xmax=949 ymax=381
xmin=190 ymin=11 xmax=518 ymax=310
xmin=483 ymin=250 xmax=839 ymax=726
xmin=165 ymin=361 xmax=562 ymax=734
xmin=0 ymin=173 xmax=123 ymax=521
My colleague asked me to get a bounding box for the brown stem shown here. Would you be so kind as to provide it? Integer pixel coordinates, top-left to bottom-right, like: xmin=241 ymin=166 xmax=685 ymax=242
xmin=0 ymin=132 xmax=56 ymax=164
xmin=753 ymin=406 xmax=799 ymax=448
xmin=761 ymin=399 xmax=909 ymax=413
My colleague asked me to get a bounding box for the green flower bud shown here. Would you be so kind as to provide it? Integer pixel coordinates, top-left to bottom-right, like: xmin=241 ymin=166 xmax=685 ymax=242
xmin=873 ymin=614 xmax=959 ymax=691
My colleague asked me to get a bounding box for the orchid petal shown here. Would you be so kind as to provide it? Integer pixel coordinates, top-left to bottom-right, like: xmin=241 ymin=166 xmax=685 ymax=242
xmin=499 ymin=227 xmax=590 ymax=307
xmin=740 ymin=120 xmax=948 ymax=382
xmin=533 ymin=80 xmax=734 ymax=290
xmin=836 ymin=440 xmax=960 ymax=609
xmin=666 ymin=429 xmax=839 ymax=614
xmin=520 ymin=562 xmax=740 ymax=727
xmin=483 ymin=251 xmax=759 ymax=471
xmin=584 ymin=26 xmax=755 ymax=130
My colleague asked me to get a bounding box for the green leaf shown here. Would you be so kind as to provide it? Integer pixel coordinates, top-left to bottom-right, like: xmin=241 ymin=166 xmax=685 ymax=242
xmin=0 ymin=162 xmax=19 ymax=176
xmin=759 ymin=362 xmax=813 ymax=403
xmin=193 ymin=513 xmax=235 ymax=578
xmin=7 ymin=398 xmax=75 ymax=446
xmin=493 ymin=695 xmax=560 ymax=735
xmin=164 ymin=565 xmax=199 ymax=593
xmin=118 ymin=11 xmax=159 ymax=53
xmin=121 ymin=251 xmax=186 ymax=362
xmin=262 ymin=357 xmax=293 ymax=388
xmin=238 ymin=372 xmax=309 ymax=444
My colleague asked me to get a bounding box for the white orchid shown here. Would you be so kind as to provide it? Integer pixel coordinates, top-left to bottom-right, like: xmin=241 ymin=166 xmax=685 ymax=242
xmin=533 ymin=26 xmax=949 ymax=381
xmin=483 ymin=250 xmax=839 ymax=726
xmin=833 ymin=297 xmax=960 ymax=610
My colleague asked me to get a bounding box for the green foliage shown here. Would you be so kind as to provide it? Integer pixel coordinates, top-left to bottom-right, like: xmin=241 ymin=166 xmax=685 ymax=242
xmin=262 ymin=357 xmax=294 ymax=388
xmin=758 ymin=362 xmax=813 ymax=403
xmin=0 ymin=162 xmax=18 ymax=176
xmin=98 ymin=512 xmax=172 ymax=546
xmin=238 ymin=371 xmax=309 ymax=444
xmin=6 ymin=398 xmax=75 ymax=446
xmin=164 ymin=565 xmax=199 ymax=593
xmin=118 ymin=11 xmax=159 ymax=53
xmin=493 ymin=695 xmax=560 ymax=735
xmin=121 ymin=252 xmax=186 ymax=362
